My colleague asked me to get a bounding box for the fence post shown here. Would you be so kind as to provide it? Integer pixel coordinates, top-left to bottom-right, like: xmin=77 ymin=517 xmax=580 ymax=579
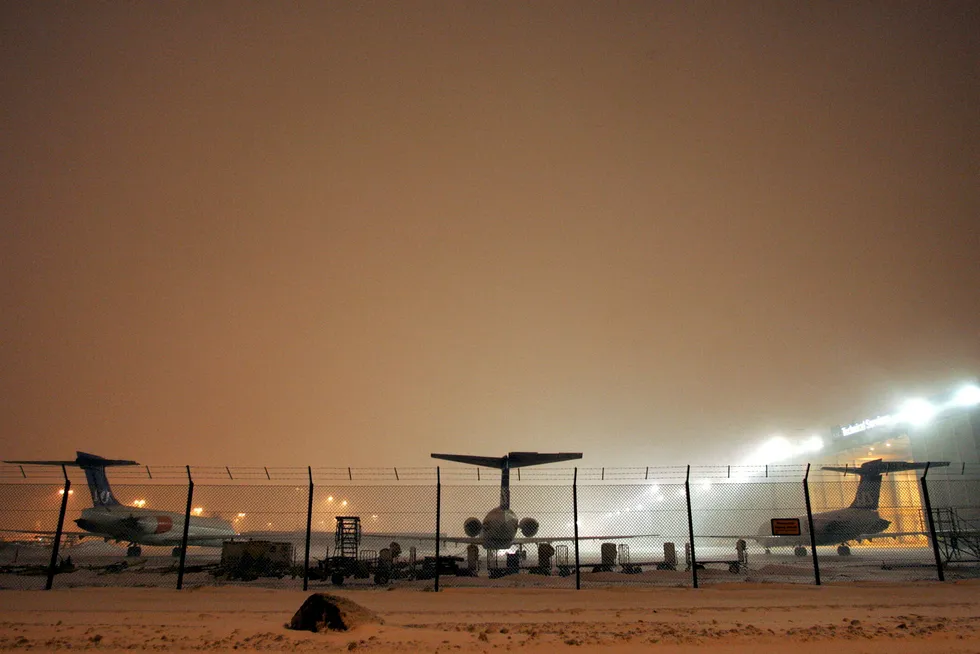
xmin=45 ymin=465 xmax=71 ymax=590
xmin=434 ymin=466 xmax=441 ymax=592
xmin=685 ymin=465 xmax=698 ymax=588
xmin=803 ymin=463 xmax=821 ymax=585
xmin=921 ymin=462 xmax=944 ymax=582
xmin=176 ymin=465 xmax=194 ymax=590
xmin=573 ymin=467 xmax=581 ymax=590
xmin=303 ymin=466 xmax=314 ymax=591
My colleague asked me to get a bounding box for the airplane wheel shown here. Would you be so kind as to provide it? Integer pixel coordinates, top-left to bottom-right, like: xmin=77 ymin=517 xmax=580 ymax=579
xmin=837 ymin=545 xmax=851 ymax=556
xmin=794 ymin=546 xmax=807 ymax=557
xmin=172 ymin=547 xmax=181 ymax=557
xmin=127 ymin=545 xmax=142 ymax=557
xmin=331 ymin=572 xmax=345 ymax=586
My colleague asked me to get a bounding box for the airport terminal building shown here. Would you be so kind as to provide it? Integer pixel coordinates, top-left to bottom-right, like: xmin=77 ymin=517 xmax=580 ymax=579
xmin=808 ymin=385 xmax=980 ymax=534
xmin=824 ymin=386 xmax=980 ymax=467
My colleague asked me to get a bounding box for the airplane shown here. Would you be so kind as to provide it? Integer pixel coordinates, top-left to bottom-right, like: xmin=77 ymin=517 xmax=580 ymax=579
xmin=429 ymin=451 xmax=655 ymax=553
xmin=703 ymin=459 xmax=948 ymax=556
xmin=3 ymin=452 xmax=237 ymax=557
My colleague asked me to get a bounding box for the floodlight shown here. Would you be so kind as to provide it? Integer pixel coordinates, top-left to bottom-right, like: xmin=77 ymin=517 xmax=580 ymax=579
xmin=800 ymin=435 xmax=824 ymax=452
xmin=896 ymin=398 xmax=936 ymax=426
xmin=754 ymin=436 xmax=792 ymax=463
xmin=952 ymin=384 xmax=980 ymax=407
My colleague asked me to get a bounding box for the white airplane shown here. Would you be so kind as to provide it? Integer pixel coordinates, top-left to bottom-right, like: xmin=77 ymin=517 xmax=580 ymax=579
xmin=429 ymin=451 xmax=655 ymax=551
xmin=4 ymin=452 xmax=237 ymax=557
xmin=704 ymin=459 xmax=948 ymax=556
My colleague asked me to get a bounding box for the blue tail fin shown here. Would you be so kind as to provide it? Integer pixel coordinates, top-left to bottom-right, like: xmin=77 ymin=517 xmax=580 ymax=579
xmin=822 ymin=459 xmax=948 ymax=510
xmin=79 ymin=455 xmax=121 ymax=507
xmin=3 ymin=452 xmax=139 ymax=508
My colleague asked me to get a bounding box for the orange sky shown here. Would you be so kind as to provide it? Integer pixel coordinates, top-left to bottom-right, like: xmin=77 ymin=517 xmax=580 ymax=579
xmin=2 ymin=2 xmax=978 ymax=467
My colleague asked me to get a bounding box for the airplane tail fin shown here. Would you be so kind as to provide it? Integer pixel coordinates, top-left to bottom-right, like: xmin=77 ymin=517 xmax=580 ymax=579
xmin=822 ymin=459 xmax=949 ymax=510
xmin=3 ymin=452 xmax=140 ymax=508
xmin=431 ymin=451 xmax=582 ymax=509
xmin=431 ymin=452 xmax=583 ymax=469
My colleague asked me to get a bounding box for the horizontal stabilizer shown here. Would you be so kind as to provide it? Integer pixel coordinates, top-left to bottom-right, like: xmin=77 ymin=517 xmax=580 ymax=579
xmin=431 ymin=451 xmax=582 ymax=469
xmin=822 ymin=459 xmax=948 ymax=476
xmin=4 ymin=452 xmax=140 ymax=468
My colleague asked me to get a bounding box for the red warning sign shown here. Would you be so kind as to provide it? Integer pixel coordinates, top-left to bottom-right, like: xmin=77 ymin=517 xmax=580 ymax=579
xmin=770 ymin=518 xmax=801 ymax=536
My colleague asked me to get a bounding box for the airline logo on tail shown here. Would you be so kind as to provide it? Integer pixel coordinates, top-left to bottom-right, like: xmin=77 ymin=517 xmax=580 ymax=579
xmin=4 ymin=451 xmax=139 ymax=509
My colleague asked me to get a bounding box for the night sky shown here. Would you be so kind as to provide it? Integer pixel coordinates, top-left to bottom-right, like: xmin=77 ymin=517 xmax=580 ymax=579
xmin=2 ymin=2 xmax=978 ymax=467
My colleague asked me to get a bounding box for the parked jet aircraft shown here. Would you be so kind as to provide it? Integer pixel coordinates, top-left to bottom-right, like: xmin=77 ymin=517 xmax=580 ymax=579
xmin=706 ymin=459 xmax=948 ymax=556
xmin=3 ymin=452 xmax=237 ymax=557
xmin=429 ymin=451 xmax=656 ymax=551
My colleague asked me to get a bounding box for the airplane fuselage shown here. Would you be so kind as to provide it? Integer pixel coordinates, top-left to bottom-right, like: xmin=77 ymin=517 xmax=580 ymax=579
xmin=755 ymin=508 xmax=891 ymax=548
xmin=75 ymin=506 xmax=236 ymax=548
xmin=480 ymin=507 xmax=519 ymax=550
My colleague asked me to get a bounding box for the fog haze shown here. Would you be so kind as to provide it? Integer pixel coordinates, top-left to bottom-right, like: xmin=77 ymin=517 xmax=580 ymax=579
xmin=2 ymin=2 xmax=978 ymax=466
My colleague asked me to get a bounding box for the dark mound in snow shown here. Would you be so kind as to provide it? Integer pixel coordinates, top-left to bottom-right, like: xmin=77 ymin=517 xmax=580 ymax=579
xmin=288 ymin=593 xmax=384 ymax=633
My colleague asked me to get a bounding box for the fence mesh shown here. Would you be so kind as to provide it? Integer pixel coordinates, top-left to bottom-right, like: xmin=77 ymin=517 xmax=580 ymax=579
xmin=2 ymin=464 xmax=979 ymax=590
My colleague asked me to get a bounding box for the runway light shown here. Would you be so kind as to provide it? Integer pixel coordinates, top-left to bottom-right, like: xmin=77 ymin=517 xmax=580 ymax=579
xmin=132 ymin=499 xmax=146 ymax=508
xmin=327 ymin=496 xmax=334 ymax=502
xmin=952 ymin=385 xmax=980 ymax=407
xmin=192 ymin=507 xmax=203 ymax=516
xmin=341 ymin=500 xmax=348 ymax=507
xmin=59 ymin=489 xmax=74 ymax=496
xmin=896 ymin=398 xmax=936 ymax=426
xmin=237 ymin=512 xmax=246 ymax=518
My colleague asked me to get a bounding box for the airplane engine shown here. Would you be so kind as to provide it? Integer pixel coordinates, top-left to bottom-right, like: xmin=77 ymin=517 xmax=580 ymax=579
xmin=519 ymin=517 xmax=539 ymax=537
xmin=463 ymin=517 xmax=483 ymax=537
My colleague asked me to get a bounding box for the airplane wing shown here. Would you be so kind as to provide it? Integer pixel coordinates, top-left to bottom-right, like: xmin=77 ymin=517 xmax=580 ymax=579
xmin=512 ymin=534 xmax=661 ymax=545
xmin=239 ymin=530 xmax=660 ymax=548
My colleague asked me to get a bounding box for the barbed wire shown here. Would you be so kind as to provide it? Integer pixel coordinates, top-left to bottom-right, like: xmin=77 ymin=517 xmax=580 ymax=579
xmin=1 ymin=461 xmax=975 ymax=484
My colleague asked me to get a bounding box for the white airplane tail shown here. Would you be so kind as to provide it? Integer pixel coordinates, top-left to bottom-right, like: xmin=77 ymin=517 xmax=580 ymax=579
xmin=431 ymin=451 xmax=582 ymax=509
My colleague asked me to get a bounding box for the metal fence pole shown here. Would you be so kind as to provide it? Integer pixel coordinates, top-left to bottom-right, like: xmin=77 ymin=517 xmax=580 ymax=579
xmin=176 ymin=465 xmax=194 ymax=590
xmin=45 ymin=465 xmax=71 ymax=590
xmin=303 ymin=466 xmax=314 ymax=591
xmin=573 ymin=467 xmax=581 ymax=590
xmin=921 ymin=462 xmax=945 ymax=582
xmin=434 ymin=466 xmax=441 ymax=592
xmin=685 ymin=465 xmax=698 ymax=588
xmin=803 ymin=463 xmax=821 ymax=585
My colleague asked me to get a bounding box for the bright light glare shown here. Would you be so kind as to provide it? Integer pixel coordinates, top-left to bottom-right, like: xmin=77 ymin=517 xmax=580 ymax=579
xmin=58 ymin=489 xmax=74 ymax=496
xmin=753 ymin=436 xmax=793 ymax=464
xmin=748 ymin=433 xmax=823 ymax=464
xmin=237 ymin=512 xmax=246 ymax=518
xmin=896 ymin=398 xmax=936 ymax=426
xmin=327 ymin=496 xmax=334 ymax=502
xmin=192 ymin=507 xmax=203 ymax=516
xmin=341 ymin=500 xmax=348 ymax=507
xmin=801 ymin=435 xmax=824 ymax=452
xmin=952 ymin=385 xmax=980 ymax=407
xmin=132 ymin=499 xmax=146 ymax=508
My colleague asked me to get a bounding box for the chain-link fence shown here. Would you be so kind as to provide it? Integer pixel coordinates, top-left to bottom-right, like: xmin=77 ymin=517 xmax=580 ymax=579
xmin=2 ymin=462 xmax=979 ymax=591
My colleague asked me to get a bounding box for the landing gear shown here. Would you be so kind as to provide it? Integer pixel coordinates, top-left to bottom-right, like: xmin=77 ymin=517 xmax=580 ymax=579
xmin=764 ymin=547 xmax=772 ymax=555
xmin=793 ymin=546 xmax=808 ymax=557
xmin=126 ymin=545 xmax=142 ymax=557
xmin=171 ymin=546 xmax=181 ymax=557
xmin=837 ymin=544 xmax=851 ymax=556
